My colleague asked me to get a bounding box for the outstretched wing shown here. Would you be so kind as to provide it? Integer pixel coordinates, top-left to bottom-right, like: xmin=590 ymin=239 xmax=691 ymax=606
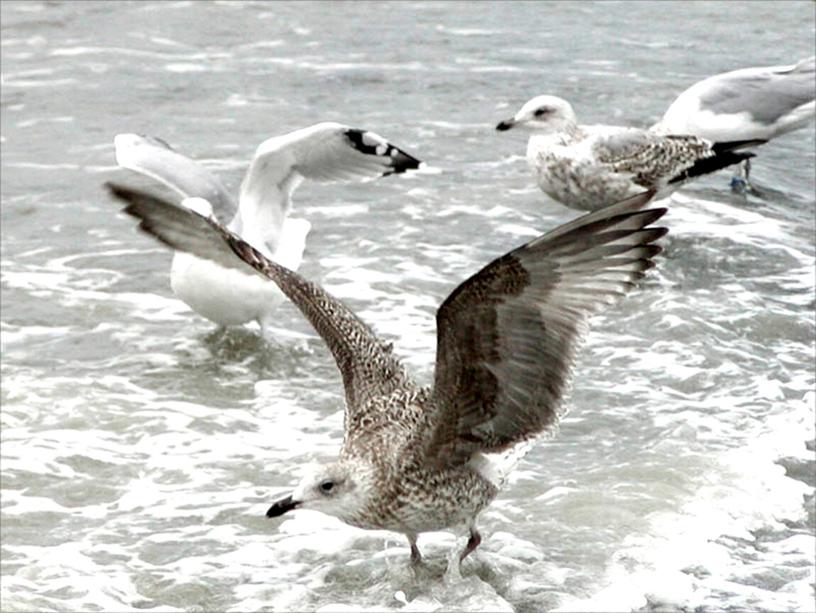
xmin=269 ymin=122 xmax=421 ymax=183
xmin=235 ymin=122 xmax=421 ymax=252
xmin=425 ymin=191 xmax=667 ymax=467
xmin=114 ymin=133 xmax=236 ymax=223
xmin=106 ymin=183 xmax=411 ymax=420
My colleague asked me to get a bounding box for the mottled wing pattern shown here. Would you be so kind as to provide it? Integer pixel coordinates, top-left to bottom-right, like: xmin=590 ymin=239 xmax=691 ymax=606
xmin=593 ymin=129 xmax=713 ymax=186
xmin=114 ymin=133 xmax=236 ymax=223
xmin=106 ymin=183 xmax=410 ymax=419
xmin=667 ymin=141 xmax=758 ymax=185
xmin=426 ymin=191 xmax=667 ymax=467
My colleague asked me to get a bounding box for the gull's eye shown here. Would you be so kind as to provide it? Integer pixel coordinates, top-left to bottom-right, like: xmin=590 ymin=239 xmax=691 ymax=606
xmin=319 ymin=480 xmax=335 ymax=493
xmin=534 ymin=107 xmax=552 ymax=118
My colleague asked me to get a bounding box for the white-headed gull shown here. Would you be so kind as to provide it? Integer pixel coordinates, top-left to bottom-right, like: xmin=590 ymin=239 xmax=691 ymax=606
xmin=496 ymin=95 xmax=758 ymax=211
xmin=114 ymin=123 xmax=420 ymax=334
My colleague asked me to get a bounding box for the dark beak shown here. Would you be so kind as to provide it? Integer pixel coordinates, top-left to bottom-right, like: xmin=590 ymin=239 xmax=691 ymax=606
xmin=266 ymin=495 xmax=299 ymax=518
xmin=496 ymin=118 xmax=515 ymax=132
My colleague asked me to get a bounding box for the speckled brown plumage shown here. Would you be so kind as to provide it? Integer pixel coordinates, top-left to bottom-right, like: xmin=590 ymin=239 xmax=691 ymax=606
xmin=496 ymin=94 xmax=757 ymax=211
xmin=108 ymin=182 xmax=668 ymax=565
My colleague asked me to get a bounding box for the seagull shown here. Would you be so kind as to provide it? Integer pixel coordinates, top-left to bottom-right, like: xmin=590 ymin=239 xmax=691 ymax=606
xmin=107 ymin=181 xmax=667 ymax=572
xmin=496 ymin=95 xmax=760 ymax=211
xmin=651 ymin=56 xmax=816 ymax=191
xmin=114 ymin=123 xmax=421 ymax=334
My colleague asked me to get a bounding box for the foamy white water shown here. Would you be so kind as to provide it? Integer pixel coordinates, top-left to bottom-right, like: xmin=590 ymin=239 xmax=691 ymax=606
xmin=2 ymin=2 xmax=814 ymax=611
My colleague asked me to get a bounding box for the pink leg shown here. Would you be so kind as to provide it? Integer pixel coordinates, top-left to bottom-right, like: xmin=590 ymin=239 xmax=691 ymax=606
xmin=408 ymin=535 xmax=422 ymax=566
xmin=459 ymin=527 xmax=481 ymax=561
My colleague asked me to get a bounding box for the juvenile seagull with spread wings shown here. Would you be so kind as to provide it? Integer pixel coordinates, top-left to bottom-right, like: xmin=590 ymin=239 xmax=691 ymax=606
xmin=108 ymin=182 xmax=667 ymax=570
xmin=496 ymin=95 xmax=760 ymax=211
xmin=115 ymin=123 xmax=420 ymax=334
xmin=651 ymin=57 xmax=815 ymax=191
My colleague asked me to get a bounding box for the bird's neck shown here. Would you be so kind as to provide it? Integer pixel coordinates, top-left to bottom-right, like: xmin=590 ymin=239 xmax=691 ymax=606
xmin=527 ymin=121 xmax=581 ymax=147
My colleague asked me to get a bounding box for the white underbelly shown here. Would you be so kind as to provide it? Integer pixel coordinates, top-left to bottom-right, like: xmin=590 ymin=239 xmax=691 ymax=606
xmin=170 ymin=251 xmax=285 ymax=327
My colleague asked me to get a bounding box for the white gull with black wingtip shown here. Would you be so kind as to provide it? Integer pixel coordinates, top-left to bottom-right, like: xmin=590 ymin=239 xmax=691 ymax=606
xmin=114 ymin=122 xmax=420 ymax=334
xmin=107 ymin=182 xmax=667 ymax=573
xmin=496 ymin=95 xmax=761 ymax=211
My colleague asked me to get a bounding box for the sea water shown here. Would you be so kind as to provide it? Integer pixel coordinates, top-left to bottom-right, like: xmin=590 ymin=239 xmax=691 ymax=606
xmin=1 ymin=1 xmax=814 ymax=611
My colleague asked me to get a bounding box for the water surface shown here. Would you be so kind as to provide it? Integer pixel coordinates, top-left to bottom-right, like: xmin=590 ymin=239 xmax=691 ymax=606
xmin=2 ymin=1 xmax=814 ymax=611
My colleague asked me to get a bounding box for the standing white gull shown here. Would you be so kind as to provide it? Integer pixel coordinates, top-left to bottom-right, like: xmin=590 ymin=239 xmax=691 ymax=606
xmin=496 ymin=95 xmax=759 ymax=211
xmin=651 ymin=57 xmax=816 ymax=191
xmin=114 ymin=123 xmax=421 ymax=334
xmin=107 ymin=182 xmax=667 ymax=571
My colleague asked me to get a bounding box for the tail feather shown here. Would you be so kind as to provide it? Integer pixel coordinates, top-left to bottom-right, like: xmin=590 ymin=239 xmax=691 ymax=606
xmin=711 ymin=139 xmax=768 ymax=153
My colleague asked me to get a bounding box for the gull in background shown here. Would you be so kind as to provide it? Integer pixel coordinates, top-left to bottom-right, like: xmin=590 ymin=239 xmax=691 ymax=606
xmin=496 ymin=95 xmax=760 ymax=211
xmin=651 ymin=56 xmax=816 ymax=192
xmin=114 ymin=123 xmax=420 ymax=334
xmin=107 ymin=182 xmax=667 ymax=573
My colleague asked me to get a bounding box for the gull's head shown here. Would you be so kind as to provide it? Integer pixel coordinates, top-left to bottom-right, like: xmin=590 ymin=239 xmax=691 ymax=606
xmin=496 ymin=95 xmax=577 ymax=134
xmin=266 ymin=460 xmax=371 ymax=524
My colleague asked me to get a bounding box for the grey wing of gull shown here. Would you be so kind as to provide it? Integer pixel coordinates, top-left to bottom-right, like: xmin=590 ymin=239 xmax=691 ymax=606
xmin=425 ymin=190 xmax=667 ymax=468
xmin=105 ymin=182 xmax=411 ymax=425
xmin=236 ymin=122 xmax=421 ymax=255
xmin=693 ymin=57 xmax=815 ymax=126
xmin=294 ymin=123 xmax=421 ymax=182
xmin=114 ymin=133 xmax=236 ymax=223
